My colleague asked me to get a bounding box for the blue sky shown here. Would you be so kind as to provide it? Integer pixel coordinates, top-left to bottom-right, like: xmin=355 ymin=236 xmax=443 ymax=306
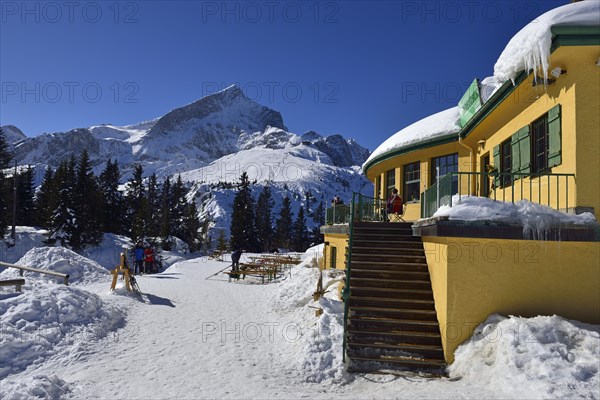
xmin=1 ymin=0 xmax=566 ymax=151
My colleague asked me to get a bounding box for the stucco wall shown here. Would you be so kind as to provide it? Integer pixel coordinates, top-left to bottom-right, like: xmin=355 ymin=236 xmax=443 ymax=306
xmin=424 ymin=236 xmax=600 ymax=363
xmin=323 ymin=233 xmax=348 ymax=270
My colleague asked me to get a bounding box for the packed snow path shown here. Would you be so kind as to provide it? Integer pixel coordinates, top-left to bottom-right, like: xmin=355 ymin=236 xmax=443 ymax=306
xmin=3 ymin=255 xmax=598 ymax=399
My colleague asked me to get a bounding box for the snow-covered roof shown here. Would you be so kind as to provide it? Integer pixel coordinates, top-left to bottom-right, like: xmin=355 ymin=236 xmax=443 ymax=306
xmin=493 ymin=0 xmax=600 ymax=85
xmin=363 ymin=107 xmax=460 ymax=169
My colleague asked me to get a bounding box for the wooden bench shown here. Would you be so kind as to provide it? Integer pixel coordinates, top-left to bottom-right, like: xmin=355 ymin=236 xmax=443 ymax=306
xmin=0 ymin=279 xmax=25 ymax=292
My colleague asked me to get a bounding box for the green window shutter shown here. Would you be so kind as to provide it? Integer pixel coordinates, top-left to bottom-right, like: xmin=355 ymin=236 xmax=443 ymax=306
xmin=548 ymin=104 xmax=562 ymax=167
xmin=518 ymin=125 xmax=531 ymax=174
xmin=511 ymin=132 xmax=521 ymax=174
xmin=493 ymin=145 xmax=501 ymax=188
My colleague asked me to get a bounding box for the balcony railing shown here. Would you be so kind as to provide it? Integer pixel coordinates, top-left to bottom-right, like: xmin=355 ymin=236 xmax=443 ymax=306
xmin=326 ymin=195 xmax=389 ymax=225
xmin=326 ymin=203 xmax=351 ymax=224
xmin=421 ymin=171 xmax=576 ymax=219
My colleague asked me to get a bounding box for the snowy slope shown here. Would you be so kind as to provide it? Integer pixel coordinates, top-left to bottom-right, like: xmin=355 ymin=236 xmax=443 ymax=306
xmin=1 ymin=244 xmax=598 ymax=399
xmin=183 ymin=144 xmax=371 ymax=237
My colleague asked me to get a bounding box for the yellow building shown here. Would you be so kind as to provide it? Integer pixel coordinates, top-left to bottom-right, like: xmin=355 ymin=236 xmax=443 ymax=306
xmin=325 ymin=4 xmax=600 ymax=371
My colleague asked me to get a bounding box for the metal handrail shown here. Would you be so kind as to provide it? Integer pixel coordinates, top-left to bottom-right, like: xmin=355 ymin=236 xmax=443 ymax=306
xmin=0 ymin=261 xmax=70 ymax=286
xmin=421 ymin=171 xmax=576 ymax=219
xmin=341 ymin=193 xmax=358 ymax=363
xmin=341 ymin=193 xmax=387 ymax=362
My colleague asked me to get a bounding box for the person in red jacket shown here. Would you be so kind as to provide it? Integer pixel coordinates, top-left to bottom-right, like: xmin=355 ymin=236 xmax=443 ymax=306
xmin=386 ymin=188 xmax=403 ymax=220
xmin=144 ymin=245 xmax=155 ymax=274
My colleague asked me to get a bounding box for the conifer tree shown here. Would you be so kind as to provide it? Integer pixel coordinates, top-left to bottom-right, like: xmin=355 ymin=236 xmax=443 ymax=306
xmin=170 ymin=175 xmax=188 ymax=238
xmin=126 ymin=163 xmax=148 ymax=240
xmin=34 ymin=167 xmax=57 ymax=229
xmin=292 ymin=205 xmax=308 ymax=252
xmin=99 ymin=159 xmax=124 ymax=234
xmin=229 ymin=172 xmax=258 ymax=252
xmin=215 ymin=229 xmax=228 ymax=260
xmin=274 ymin=196 xmax=293 ymax=249
xmin=146 ymin=173 xmax=161 ymax=238
xmin=0 ymin=128 xmax=12 ymax=238
xmin=159 ymin=177 xmax=173 ymax=250
xmin=310 ymin=200 xmax=325 ymax=246
xmin=71 ymin=150 xmax=103 ymax=250
xmin=255 ymin=184 xmax=274 ymax=252
xmin=16 ymin=166 xmax=35 ymax=226
xmin=0 ymin=127 xmax=11 ymax=168
xmin=47 ymin=157 xmax=76 ymax=246
xmin=181 ymin=201 xmax=201 ymax=252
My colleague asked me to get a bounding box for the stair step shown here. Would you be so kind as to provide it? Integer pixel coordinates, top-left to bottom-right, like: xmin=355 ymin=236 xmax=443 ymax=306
xmin=349 ymin=296 xmax=434 ymax=310
xmin=352 ymin=239 xmax=423 ymax=247
xmin=350 ymin=277 xmax=431 ymax=290
xmin=354 ymin=223 xmax=413 ymax=230
xmin=353 ymin=233 xmax=416 ymax=240
xmin=350 ymin=260 xmax=428 ymax=269
xmin=348 ymin=354 xmax=446 ymax=369
xmin=349 ymin=317 xmax=440 ymax=333
xmin=351 ymin=306 xmax=437 ymax=313
xmin=347 ymin=329 xmax=442 ymax=346
xmin=350 ymin=306 xmax=437 ymax=321
xmin=350 ymin=286 xmax=433 ymax=300
xmin=351 ymin=269 xmax=430 ymax=280
xmin=352 ymin=246 xmax=425 ymax=254
xmin=347 ymin=341 xmax=445 ymax=360
xmin=353 ymin=252 xmax=425 ymax=259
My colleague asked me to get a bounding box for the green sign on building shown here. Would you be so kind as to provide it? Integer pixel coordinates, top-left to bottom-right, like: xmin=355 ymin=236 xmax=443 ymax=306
xmin=458 ymin=79 xmax=482 ymax=127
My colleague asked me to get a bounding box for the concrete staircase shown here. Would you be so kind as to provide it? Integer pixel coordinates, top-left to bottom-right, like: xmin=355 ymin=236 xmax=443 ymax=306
xmin=346 ymin=222 xmax=446 ymax=373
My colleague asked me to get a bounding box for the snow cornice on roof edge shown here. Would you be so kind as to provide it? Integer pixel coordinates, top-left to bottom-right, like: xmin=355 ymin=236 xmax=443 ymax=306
xmin=362 ymin=107 xmax=461 ymax=174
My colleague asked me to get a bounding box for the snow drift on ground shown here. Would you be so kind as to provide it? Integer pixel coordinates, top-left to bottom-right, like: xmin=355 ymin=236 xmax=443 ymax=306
xmin=272 ymin=244 xmax=347 ymax=384
xmin=364 ymin=107 xmax=460 ymax=168
xmin=0 ymin=283 xmax=125 ymax=380
xmin=493 ymin=0 xmax=600 ymax=85
xmin=1 ymin=247 xmax=109 ymax=286
xmin=432 ymin=195 xmax=598 ymax=237
xmin=449 ymin=314 xmax=600 ymax=399
xmin=0 ymin=374 xmax=74 ymax=400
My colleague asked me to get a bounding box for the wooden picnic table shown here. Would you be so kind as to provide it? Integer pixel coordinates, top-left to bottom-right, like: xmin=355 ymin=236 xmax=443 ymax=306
xmin=225 ymin=262 xmax=278 ymax=283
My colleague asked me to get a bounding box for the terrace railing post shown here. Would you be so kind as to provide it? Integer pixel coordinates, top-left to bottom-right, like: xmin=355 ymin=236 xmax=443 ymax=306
xmin=511 ymin=174 xmax=515 ymax=204
xmin=436 ymin=167 xmax=440 ymax=210
xmin=566 ymin=176 xmax=569 ymax=212
xmin=547 ymin=175 xmax=551 ymax=207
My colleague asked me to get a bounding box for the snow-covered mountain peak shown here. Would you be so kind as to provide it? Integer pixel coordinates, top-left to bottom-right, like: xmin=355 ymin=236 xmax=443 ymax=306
xmin=146 ymin=84 xmax=286 ymax=138
xmin=300 ymin=130 xmax=322 ymax=142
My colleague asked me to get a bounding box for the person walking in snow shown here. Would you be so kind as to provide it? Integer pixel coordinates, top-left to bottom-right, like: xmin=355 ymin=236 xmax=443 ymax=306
xmin=144 ymin=245 xmax=155 ymax=274
xmin=230 ymin=248 xmax=243 ymax=279
xmin=133 ymin=240 xmax=145 ymax=275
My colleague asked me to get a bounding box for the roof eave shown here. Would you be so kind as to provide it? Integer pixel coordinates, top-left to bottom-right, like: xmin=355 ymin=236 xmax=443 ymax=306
xmin=362 ymin=133 xmax=458 ymax=175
